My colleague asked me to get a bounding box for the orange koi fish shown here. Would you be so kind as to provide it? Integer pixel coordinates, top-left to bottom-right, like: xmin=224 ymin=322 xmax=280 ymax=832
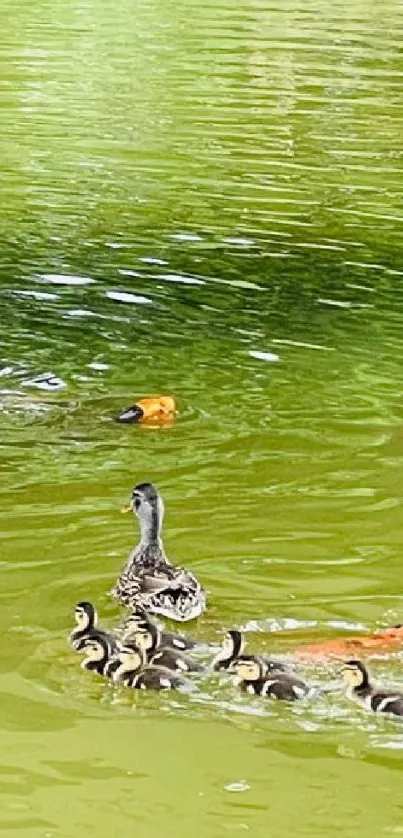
xmin=117 ymin=395 xmax=176 ymax=425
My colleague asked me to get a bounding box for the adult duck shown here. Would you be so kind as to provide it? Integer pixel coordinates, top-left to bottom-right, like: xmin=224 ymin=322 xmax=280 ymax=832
xmin=112 ymin=482 xmax=206 ymax=622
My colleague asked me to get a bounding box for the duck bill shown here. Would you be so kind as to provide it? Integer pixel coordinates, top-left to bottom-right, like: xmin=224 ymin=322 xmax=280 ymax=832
xmin=121 ymin=500 xmax=134 ymax=514
xmin=117 ymin=396 xmax=176 ymax=425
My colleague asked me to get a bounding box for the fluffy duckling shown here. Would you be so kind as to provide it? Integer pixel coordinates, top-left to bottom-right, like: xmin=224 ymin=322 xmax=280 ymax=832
xmin=69 ymin=601 xmax=118 ymax=654
xmin=233 ymin=657 xmax=310 ymax=701
xmin=341 ymin=659 xmax=403 ymax=717
xmin=112 ymin=482 xmax=206 ymax=622
xmin=123 ymin=606 xmax=196 ymax=651
xmin=132 ymin=621 xmax=203 ymax=673
xmin=79 ymin=635 xmax=121 ymax=678
xmin=113 ymin=643 xmax=186 ymax=690
xmin=213 ymin=630 xmax=287 ymax=674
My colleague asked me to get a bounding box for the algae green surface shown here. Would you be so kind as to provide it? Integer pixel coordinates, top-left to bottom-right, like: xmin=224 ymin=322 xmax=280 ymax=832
xmin=1 ymin=1 xmax=403 ymax=835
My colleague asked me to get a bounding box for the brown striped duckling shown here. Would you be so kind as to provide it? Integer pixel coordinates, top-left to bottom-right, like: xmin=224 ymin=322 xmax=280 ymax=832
xmin=69 ymin=601 xmax=118 ymax=654
xmin=132 ymin=620 xmax=203 ymax=673
xmin=341 ymin=659 xmax=403 ymax=717
xmin=113 ymin=643 xmax=186 ymax=691
xmin=233 ymin=657 xmax=311 ymax=701
xmin=112 ymin=482 xmax=206 ymax=622
xmin=123 ymin=606 xmax=196 ymax=651
xmin=213 ymin=630 xmax=287 ymax=674
xmin=79 ymin=634 xmax=121 ymax=678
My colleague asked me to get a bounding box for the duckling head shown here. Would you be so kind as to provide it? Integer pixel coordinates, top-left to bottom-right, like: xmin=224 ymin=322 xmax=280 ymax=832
xmin=213 ymin=630 xmax=245 ymax=670
xmin=74 ymin=601 xmax=96 ymax=631
xmin=340 ymin=659 xmax=369 ymax=689
xmin=233 ymin=657 xmax=264 ymax=682
xmin=129 ymin=606 xmax=152 ymax=625
xmin=118 ymin=643 xmax=146 ymax=672
xmin=127 ymin=483 xmax=164 ymax=545
xmin=133 ymin=627 xmax=155 ymax=653
xmin=82 ymin=636 xmax=109 ymax=663
xmin=122 ymin=613 xmax=149 ymax=641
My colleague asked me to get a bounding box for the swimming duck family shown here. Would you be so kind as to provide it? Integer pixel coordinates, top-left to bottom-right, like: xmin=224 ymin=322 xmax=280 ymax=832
xmin=67 ymin=481 xmax=403 ymax=713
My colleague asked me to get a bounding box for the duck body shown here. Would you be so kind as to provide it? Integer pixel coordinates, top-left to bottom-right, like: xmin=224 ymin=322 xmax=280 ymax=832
xmin=122 ymin=665 xmax=186 ymax=691
xmin=240 ymin=673 xmax=309 ymax=701
xmin=234 ymin=658 xmax=310 ymax=701
xmin=147 ymin=646 xmax=202 ymax=673
xmin=342 ymin=660 xmax=403 ymax=717
xmin=112 ymin=643 xmax=186 ymax=691
xmin=112 ymin=483 xmax=205 ymax=622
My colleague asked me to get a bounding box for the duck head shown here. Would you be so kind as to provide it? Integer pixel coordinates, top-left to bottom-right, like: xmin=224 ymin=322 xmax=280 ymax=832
xmin=233 ymin=657 xmax=264 ymax=682
xmin=74 ymin=601 xmax=97 ymax=631
xmin=123 ymin=482 xmax=164 ymax=546
xmin=340 ymin=659 xmax=369 ymax=689
xmin=117 ymin=643 xmax=146 ymax=673
xmin=81 ymin=635 xmax=110 ymax=667
xmin=133 ymin=621 xmax=160 ymax=654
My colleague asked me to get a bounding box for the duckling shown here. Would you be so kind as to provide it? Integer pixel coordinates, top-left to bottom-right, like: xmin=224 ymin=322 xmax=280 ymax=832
xmin=213 ymin=630 xmax=287 ymax=674
xmin=69 ymin=601 xmax=118 ymax=654
xmin=341 ymin=659 xmax=403 ymax=717
xmin=123 ymin=606 xmax=196 ymax=651
xmin=233 ymin=657 xmax=310 ymax=701
xmin=113 ymin=643 xmax=186 ymax=691
xmin=111 ymin=482 xmax=206 ymax=622
xmin=132 ymin=621 xmax=203 ymax=673
xmin=79 ymin=635 xmax=121 ymax=677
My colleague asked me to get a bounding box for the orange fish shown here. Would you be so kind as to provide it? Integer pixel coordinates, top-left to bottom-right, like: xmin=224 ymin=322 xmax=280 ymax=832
xmin=294 ymin=625 xmax=403 ymax=660
xmin=117 ymin=395 xmax=176 ymax=425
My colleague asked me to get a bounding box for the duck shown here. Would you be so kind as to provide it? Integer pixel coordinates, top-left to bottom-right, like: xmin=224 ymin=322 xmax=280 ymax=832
xmin=123 ymin=606 xmax=196 ymax=651
xmin=111 ymin=482 xmax=206 ymax=622
xmin=117 ymin=395 xmax=176 ymax=425
xmin=233 ymin=657 xmax=311 ymax=701
xmin=112 ymin=643 xmax=186 ymax=690
xmin=69 ymin=601 xmax=118 ymax=654
xmin=78 ymin=634 xmax=121 ymax=678
xmin=341 ymin=659 xmax=403 ymax=717
xmin=213 ymin=630 xmax=287 ymax=674
xmin=131 ymin=620 xmax=203 ymax=673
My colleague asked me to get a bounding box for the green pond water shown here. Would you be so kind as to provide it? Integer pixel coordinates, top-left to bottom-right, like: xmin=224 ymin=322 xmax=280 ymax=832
xmin=1 ymin=0 xmax=403 ymax=835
